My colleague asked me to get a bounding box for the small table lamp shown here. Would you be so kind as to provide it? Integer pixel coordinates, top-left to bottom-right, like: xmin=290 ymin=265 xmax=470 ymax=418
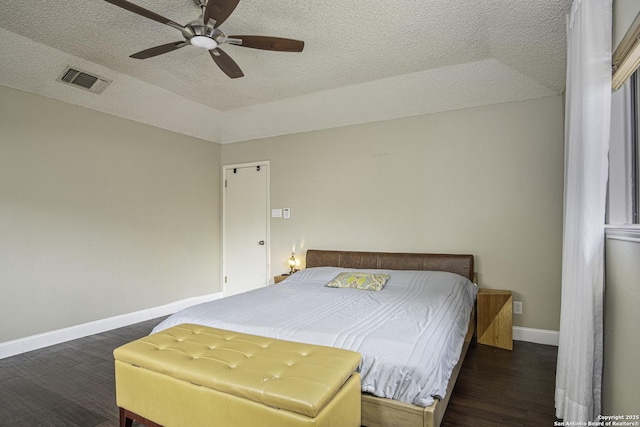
xmin=288 ymin=252 xmax=297 ymax=275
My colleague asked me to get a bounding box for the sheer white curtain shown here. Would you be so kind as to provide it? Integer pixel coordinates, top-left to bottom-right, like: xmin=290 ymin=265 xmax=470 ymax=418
xmin=555 ymin=0 xmax=612 ymax=422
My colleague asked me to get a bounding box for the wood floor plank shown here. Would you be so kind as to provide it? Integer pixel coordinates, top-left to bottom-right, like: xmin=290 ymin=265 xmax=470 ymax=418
xmin=29 ymin=361 xmax=117 ymax=421
xmin=1 ymin=375 xmax=108 ymax=426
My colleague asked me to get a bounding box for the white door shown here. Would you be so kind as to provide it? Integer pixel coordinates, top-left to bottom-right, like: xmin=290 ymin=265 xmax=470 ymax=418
xmin=223 ymin=163 xmax=269 ymax=296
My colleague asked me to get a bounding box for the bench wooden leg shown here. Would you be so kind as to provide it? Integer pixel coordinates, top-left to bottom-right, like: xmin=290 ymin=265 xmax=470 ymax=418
xmin=119 ymin=407 xmax=133 ymax=427
xmin=119 ymin=407 xmax=163 ymax=427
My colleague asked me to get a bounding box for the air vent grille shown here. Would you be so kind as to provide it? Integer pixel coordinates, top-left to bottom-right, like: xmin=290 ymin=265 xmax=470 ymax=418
xmin=56 ymin=66 xmax=111 ymax=94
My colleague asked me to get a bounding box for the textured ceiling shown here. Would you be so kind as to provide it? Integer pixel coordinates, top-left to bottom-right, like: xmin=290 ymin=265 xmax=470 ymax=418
xmin=0 ymin=0 xmax=570 ymax=143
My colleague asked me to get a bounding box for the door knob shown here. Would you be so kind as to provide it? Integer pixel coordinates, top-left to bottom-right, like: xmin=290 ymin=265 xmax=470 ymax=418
xmin=258 ymin=240 xmax=265 ymax=245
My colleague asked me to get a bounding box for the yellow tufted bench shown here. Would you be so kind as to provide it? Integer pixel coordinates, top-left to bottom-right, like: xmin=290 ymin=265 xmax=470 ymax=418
xmin=113 ymin=324 xmax=362 ymax=427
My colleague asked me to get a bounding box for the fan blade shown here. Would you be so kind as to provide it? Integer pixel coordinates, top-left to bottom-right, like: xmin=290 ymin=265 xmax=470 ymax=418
xmin=230 ymin=36 xmax=304 ymax=52
xmin=204 ymin=0 xmax=241 ymax=28
xmin=130 ymin=41 xmax=188 ymax=59
xmin=103 ymin=0 xmax=183 ymax=31
xmin=209 ymin=48 xmax=244 ymax=79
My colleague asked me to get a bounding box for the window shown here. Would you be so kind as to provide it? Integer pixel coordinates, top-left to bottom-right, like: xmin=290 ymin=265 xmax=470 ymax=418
xmin=608 ymin=70 xmax=640 ymax=225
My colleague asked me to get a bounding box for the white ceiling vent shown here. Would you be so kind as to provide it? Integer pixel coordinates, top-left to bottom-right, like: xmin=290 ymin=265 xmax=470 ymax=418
xmin=56 ymin=66 xmax=112 ymax=94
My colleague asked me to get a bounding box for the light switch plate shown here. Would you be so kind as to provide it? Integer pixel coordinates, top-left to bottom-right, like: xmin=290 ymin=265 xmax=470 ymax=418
xmin=271 ymin=209 xmax=282 ymax=218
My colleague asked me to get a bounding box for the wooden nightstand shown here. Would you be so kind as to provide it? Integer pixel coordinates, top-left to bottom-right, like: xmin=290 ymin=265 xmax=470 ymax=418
xmin=476 ymin=289 xmax=513 ymax=350
xmin=273 ymin=274 xmax=290 ymax=284
xmin=274 ymin=270 xmax=299 ymax=284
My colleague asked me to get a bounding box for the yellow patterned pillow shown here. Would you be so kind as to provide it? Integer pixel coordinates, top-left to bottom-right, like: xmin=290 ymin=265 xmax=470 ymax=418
xmin=325 ymin=272 xmax=390 ymax=291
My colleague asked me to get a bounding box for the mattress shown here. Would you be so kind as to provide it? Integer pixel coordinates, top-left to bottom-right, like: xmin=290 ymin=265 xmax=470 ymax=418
xmin=152 ymin=266 xmax=477 ymax=407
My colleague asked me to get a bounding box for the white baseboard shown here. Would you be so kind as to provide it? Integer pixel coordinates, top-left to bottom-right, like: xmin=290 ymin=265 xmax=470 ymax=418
xmin=0 ymin=292 xmax=223 ymax=359
xmin=513 ymin=326 xmax=559 ymax=346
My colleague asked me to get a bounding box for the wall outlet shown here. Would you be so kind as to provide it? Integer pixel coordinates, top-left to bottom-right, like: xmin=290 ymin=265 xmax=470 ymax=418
xmin=513 ymin=301 xmax=523 ymax=315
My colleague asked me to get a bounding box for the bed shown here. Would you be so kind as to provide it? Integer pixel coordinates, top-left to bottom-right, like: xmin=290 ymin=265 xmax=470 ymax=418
xmin=152 ymin=249 xmax=477 ymax=427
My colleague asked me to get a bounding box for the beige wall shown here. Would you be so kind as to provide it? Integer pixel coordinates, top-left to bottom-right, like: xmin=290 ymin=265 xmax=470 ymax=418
xmin=613 ymin=0 xmax=640 ymax=49
xmin=223 ymin=96 xmax=565 ymax=331
xmin=603 ymin=236 xmax=640 ymax=415
xmin=0 ymin=86 xmax=222 ymax=343
xmin=0 ymin=86 xmax=563 ymax=342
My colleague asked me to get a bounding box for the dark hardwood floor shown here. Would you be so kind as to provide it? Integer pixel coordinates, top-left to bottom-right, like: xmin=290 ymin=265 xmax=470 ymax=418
xmin=0 ymin=319 xmax=557 ymax=426
xmin=442 ymin=341 xmax=558 ymax=426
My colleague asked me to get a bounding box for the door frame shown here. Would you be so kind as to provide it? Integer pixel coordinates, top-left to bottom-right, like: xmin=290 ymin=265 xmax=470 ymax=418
xmin=221 ymin=161 xmax=271 ymax=296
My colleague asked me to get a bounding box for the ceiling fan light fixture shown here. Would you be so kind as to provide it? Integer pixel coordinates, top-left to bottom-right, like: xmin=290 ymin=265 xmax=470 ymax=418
xmin=190 ymin=35 xmax=218 ymax=49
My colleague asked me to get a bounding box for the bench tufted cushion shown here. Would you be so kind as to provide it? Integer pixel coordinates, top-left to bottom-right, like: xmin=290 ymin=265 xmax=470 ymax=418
xmin=113 ymin=324 xmax=361 ymax=418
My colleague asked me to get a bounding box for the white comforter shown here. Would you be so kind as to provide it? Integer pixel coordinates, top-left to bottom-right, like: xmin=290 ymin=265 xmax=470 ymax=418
xmin=152 ymin=266 xmax=477 ymax=407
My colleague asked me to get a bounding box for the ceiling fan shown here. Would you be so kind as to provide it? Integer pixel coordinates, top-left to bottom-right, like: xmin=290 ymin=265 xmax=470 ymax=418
xmin=104 ymin=0 xmax=304 ymax=79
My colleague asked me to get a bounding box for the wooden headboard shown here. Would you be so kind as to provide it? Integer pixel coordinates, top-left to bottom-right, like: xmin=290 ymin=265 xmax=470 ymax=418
xmin=305 ymin=249 xmax=475 ymax=282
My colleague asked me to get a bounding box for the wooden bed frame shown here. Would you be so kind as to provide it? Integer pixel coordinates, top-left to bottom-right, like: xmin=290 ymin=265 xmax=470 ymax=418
xmin=305 ymin=249 xmax=477 ymax=427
